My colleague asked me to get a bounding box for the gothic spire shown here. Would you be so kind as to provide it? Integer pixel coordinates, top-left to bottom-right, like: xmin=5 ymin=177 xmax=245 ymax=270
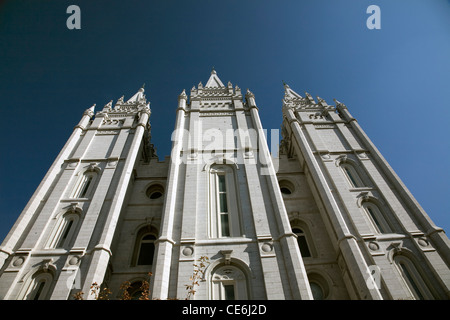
xmin=283 ymin=82 xmax=303 ymax=100
xmin=126 ymin=85 xmax=146 ymax=103
xmin=205 ymin=68 xmax=225 ymax=88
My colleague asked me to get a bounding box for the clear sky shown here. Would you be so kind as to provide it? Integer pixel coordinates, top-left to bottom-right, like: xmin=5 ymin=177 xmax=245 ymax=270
xmin=0 ymin=0 xmax=449 ymax=243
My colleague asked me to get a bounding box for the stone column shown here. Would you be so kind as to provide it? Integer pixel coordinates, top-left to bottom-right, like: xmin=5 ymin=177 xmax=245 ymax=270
xmin=247 ymin=92 xmax=312 ymax=299
xmin=152 ymin=91 xmax=187 ymax=299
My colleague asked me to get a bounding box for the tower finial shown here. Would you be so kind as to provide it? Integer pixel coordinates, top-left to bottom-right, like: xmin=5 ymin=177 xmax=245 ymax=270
xmin=211 ymin=66 xmax=216 ymax=75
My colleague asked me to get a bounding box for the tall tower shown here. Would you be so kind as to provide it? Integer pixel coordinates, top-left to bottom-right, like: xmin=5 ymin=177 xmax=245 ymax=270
xmin=151 ymin=70 xmax=312 ymax=299
xmin=278 ymin=83 xmax=450 ymax=299
xmin=0 ymin=87 xmax=151 ymax=300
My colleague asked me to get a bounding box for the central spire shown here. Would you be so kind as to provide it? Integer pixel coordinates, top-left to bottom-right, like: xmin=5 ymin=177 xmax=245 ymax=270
xmin=205 ymin=67 xmax=225 ymax=88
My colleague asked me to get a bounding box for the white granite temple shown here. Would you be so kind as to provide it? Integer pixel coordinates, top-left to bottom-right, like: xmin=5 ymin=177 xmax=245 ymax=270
xmin=0 ymin=70 xmax=449 ymax=300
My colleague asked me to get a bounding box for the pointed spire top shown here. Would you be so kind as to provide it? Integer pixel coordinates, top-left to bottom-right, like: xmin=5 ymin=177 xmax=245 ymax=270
xmin=316 ymin=96 xmax=329 ymax=107
xmin=84 ymin=104 xmax=96 ymax=117
xmin=205 ymin=68 xmax=225 ymax=88
xmin=127 ymin=86 xmax=146 ymax=103
xmin=178 ymin=89 xmax=187 ymax=101
xmin=104 ymin=100 xmax=113 ymax=109
xmin=304 ymin=92 xmax=315 ymax=104
xmin=283 ymin=83 xmax=302 ymax=100
xmin=334 ymin=98 xmax=347 ymax=109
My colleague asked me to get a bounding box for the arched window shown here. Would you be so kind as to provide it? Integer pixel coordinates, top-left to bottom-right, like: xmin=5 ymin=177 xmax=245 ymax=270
xmin=47 ymin=212 xmax=80 ymax=249
xmin=394 ymin=255 xmax=434 ymax=300
xmin=210 ymin=265 xmax=248 ymax=300
xmin=292 ymin=228 xmax=312 ymax=258
xmin=20 ymin=271 xmax=54 ymax=300
xmin=71 ymin=170 xmax=97 ymax=198
xmin=341 ymin=163 xmax=364 ymax=188
xmin=131 ymin=227 xmax=157 ymax=267
xmin=363 ymin=202 xmax=391 ymax=234
xmin=209 ymin=165 xmax=241 ymax=238
xmin=137 ymin=234 xmax=156 ymax=265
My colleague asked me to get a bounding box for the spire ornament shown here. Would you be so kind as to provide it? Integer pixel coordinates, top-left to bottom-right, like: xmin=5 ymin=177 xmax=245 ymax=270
xmin=178 ymin=89 xmax=187 ymax=101
xmin=245 ymin=88 xmax=255 ymax=98
xmin=334 ymin=99 xmax=347 ymax=109
xmin=84 ymin=104 xmax=96 ymax=117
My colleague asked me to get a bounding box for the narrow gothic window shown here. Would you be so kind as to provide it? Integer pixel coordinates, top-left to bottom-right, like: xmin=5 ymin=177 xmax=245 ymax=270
xmin=33 ymin=280 xmax=46 ymax=300
xmin=21 ymin=272 xmax=54 ymax=300
xmin=72 ymin=171 xmax=97 ymax=198
xmin=292 ymin=228 xmax=311 ymax=258
xmin=137 ymin=234 xmax=156 ymax=265
xmin=341 ymin=163 xmax=364 ymax=188
xmin=367 ymin=207 xmax=384 ymax=233
xmin=48 ymin=213 xmax=80 ymax=249
xmin=363 ymin=203 xmax=391 ymax=234
xmin=394 ymin=255 xmax=434 ymax=300
xmin=79 ymin=175 xmax=92 ymax=197
xmin=209 ymin=165 xmax=241 ymax=238
xmin=56 ymin=219 xmax=74 ymax=248
xmin=131 ymin=226 xmax=158 ymax=267
xmin=218 ymin=174 xmax=230 ymax=237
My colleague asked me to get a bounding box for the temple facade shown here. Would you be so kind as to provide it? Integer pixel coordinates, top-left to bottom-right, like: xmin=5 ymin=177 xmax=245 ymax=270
xmin=0 ymin=70 xmax=449 ymax=300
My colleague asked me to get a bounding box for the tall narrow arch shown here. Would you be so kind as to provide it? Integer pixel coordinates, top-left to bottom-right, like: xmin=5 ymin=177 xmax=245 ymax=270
xmin=393 ymin=254 xmax=435 ymax=300
xmin=361 ymin=201 xmax=392 ymax=234
xmin=71 ymin=165 xmax=100 ymax=199
xmin=335 ymin=155 xmax=367 ymax=188
xmin=131 ymin=226 xmax=158 ymax=267
xmin=292 ymin=227 xmax=312 ymax=258
xmin=46 ymin=209 xmax=82 ymax=249
xmin=341 ymin=163 xmax=364 ymax=188
xmin=16 ymin=262 xmax=56 ymax=300
xmin=290 ymin=219 xmax=316 ymax=258
xmin=22 ymin=271 xmax=54 ymax=300
xmin=209 ymin=164 xmax=242 ymax=238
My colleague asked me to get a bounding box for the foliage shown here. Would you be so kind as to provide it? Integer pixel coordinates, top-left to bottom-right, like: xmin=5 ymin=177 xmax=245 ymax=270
xmin=73 ymin=257 xmax=209 ymax=300
xmin=118 ymin=272 xmax=152 ymax=300
xmin=185 ymin=256 xmax=210 ymax=300
xmin=73 ymin=282 xmax=112 ymax=300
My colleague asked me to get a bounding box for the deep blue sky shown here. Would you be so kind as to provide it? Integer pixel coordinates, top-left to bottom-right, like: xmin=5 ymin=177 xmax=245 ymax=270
xmin=0 ymin=0 xmax=449 ymax=243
